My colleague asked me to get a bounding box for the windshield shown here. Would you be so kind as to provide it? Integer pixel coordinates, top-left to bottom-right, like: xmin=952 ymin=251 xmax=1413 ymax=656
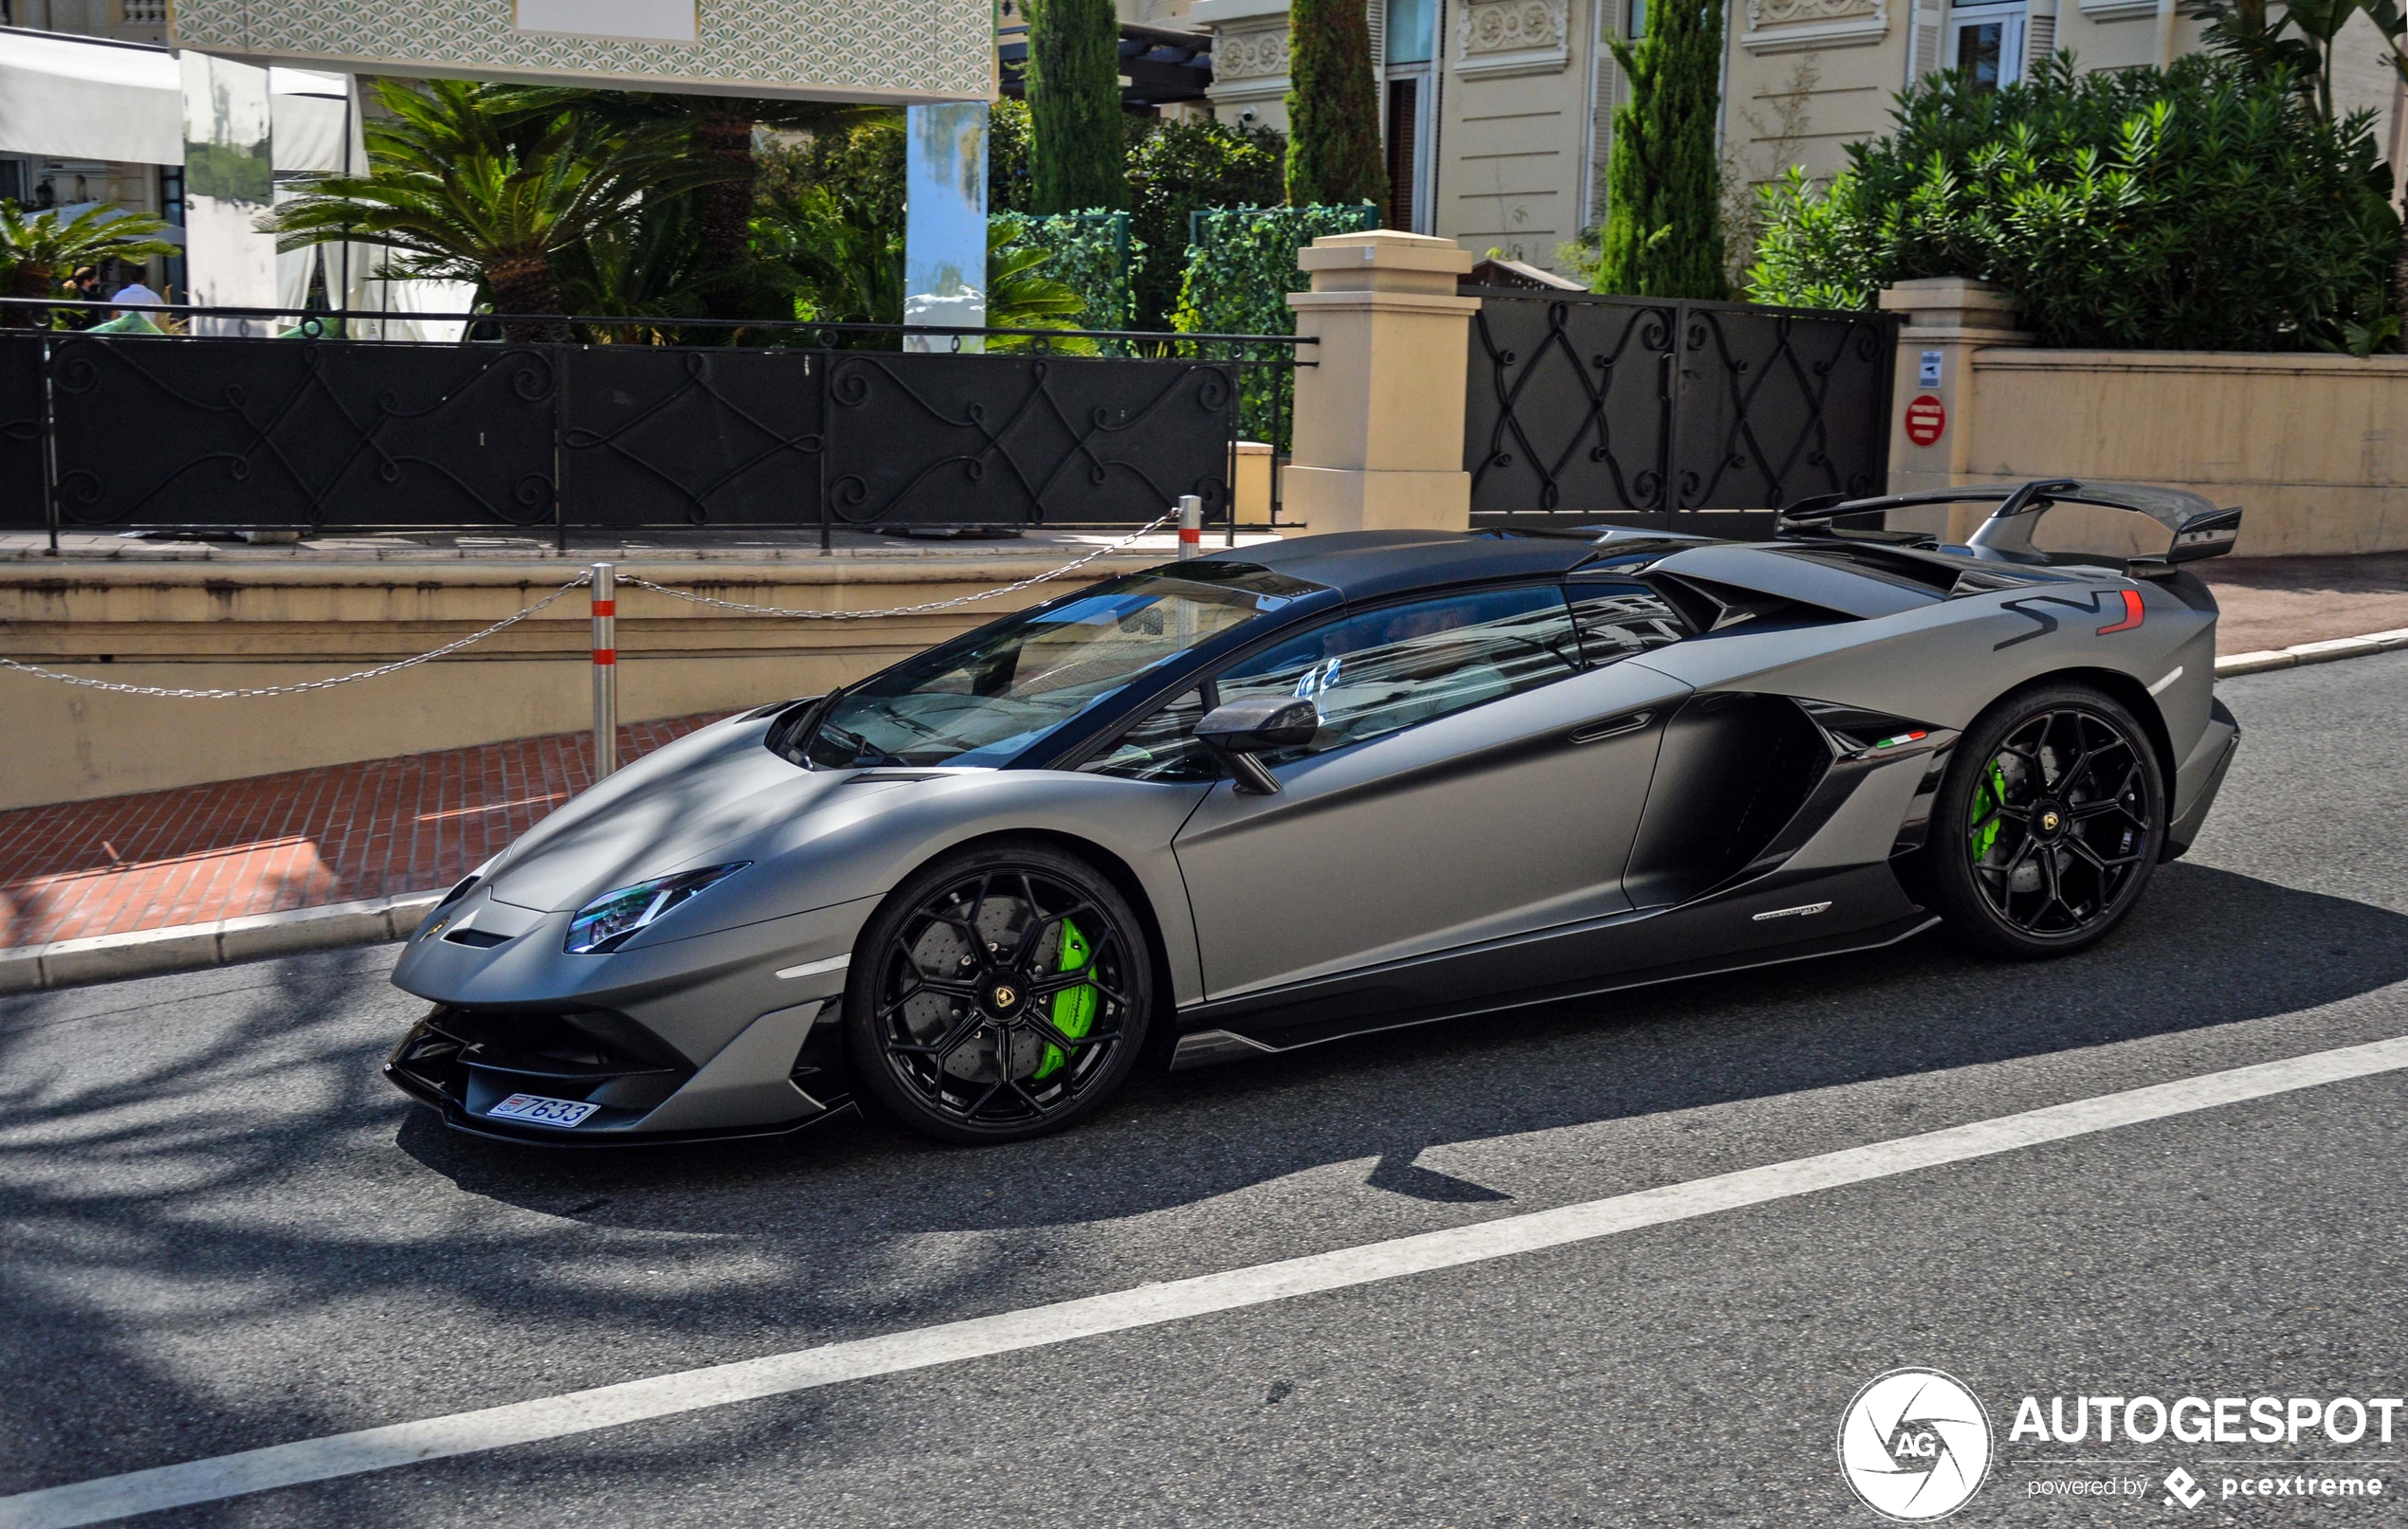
xmin=778 ymin=564 xmax=1322 ymax=769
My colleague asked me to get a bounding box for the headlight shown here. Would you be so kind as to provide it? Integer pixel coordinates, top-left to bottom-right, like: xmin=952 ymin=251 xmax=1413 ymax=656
xmin=564 ymin=864 xmax=750 ymax=955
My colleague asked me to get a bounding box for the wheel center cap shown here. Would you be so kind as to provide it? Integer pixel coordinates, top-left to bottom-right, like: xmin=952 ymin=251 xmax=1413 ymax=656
xmin=2031 ymin=800 xmax=2067 ymax=839
xmin=987 ymin=981 xmax=1023 ymax=1014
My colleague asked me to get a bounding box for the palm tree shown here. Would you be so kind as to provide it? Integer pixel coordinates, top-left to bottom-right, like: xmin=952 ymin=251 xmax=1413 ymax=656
xmin=270 ymin=80 xmax=728 ymax=340
xmin=0 ymin=203 xmax=178 ymax=328
xmin=486 ymin=86 xmax=884 ymax=321
xmin=985 ymin=218 xmax=1097 ymax=354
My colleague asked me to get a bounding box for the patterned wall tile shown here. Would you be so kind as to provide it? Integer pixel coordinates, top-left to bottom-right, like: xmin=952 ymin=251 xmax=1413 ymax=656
xmin=171 ymin=0 xmax=994 ymax=101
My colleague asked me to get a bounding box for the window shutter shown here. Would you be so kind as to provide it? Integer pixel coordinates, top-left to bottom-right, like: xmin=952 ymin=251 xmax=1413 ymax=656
xmin=2025 ymin=11 xmax=2055 ymax=66
xmin=1586 ymin=12 xmax=1619 ymax=228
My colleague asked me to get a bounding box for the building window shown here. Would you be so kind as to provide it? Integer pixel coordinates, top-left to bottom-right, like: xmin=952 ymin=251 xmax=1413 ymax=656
xmin=1946 ymin=3 xmax=2027 ymax=89
xmin=1385 ymin=78 xmax=1420 ymax=228
xmin=1382 ymin=0 xmax=1437 ymax=233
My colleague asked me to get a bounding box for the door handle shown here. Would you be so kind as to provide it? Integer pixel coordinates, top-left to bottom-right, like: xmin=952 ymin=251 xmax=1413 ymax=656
xmin=1569 ymin=709 xmax=1654 ymax=745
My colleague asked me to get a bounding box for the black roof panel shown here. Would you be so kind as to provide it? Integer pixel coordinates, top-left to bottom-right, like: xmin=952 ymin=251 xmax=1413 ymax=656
xmin=1180 ymin=531 xmax=1599 ymax=602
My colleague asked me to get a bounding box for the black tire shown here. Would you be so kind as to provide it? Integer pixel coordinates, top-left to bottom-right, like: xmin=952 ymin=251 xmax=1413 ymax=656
xmin=1925 ymin=683 xmax=2165 ymax=958
xmin=844 ymin=841 xmax=1155 ymax=1144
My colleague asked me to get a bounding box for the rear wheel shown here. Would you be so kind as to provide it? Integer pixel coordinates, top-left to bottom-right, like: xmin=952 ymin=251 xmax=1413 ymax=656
xmin=1926 ymin=683 xmax=2164 ymax=957
xmin=845 ymin=843 xmax=1153 ymax=1144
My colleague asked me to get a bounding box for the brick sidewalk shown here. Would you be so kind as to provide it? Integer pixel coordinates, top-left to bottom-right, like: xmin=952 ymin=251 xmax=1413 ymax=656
xmin=0 ymin=714 xmax=726 ymax=950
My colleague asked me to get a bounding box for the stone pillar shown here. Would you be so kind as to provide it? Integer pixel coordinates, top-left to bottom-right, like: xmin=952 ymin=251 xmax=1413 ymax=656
xmin=1284 ymin=230 xmax=1480 ymax=535
xmin=1877 ymin=277 xmax=2030 ymax=542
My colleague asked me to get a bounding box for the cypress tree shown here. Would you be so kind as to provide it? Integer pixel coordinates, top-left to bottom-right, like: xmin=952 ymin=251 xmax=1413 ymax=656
xmin=1284 ymin=0 xmax=1389 ymax=216
xmin=1026 ymin=0 xmax=1128 ymax=212
xmin=1597 ymin=0 xmax=1729 ymax=298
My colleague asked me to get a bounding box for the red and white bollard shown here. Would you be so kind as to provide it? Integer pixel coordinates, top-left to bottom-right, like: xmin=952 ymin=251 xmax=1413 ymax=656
xmin=1177 ymin=494 xmax=1202 ymax=560
xmin=590 ymin=561 xmax=617 ymax=781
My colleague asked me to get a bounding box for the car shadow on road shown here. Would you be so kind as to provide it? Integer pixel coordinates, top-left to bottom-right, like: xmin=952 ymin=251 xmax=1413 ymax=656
xmin=404 ymin=860 xmax=2408 ymax=1231
xmin=1 ymin=860 xmax=2404 ymax=1502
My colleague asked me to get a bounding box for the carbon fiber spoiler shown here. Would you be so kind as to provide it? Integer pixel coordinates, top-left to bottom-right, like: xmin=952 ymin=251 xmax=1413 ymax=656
xmin=1780 ymin=480 xmax=2243 ymax=574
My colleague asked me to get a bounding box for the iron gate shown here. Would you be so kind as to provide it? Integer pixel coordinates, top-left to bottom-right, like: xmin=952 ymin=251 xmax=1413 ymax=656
xmin=1463 ymin=289 xmax=1897 ymax=535
xmin=0 ymin=317 xmax=1288 ymax=545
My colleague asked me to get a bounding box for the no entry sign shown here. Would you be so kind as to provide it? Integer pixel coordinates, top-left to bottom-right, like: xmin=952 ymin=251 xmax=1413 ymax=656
xmin=1905 ymin=393 xmax=1947 ymax=447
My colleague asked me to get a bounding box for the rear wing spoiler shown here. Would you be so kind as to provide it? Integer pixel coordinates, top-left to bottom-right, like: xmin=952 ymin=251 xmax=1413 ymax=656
xmin=1781 ymin=480 xmax=2243 ymax=574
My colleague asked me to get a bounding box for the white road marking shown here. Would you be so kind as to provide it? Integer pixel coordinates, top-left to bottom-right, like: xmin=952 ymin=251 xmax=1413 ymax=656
xmin=774 ymin=954 xmax=848 ymax=980
xmin=8 ymin=1033 xmax=2407 ymax=1529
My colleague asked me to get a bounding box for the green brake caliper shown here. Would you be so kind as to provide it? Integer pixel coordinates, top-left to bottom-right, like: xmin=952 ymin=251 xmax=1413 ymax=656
xmin=1032 ymin=919 xmax=1097 ymax=1081
xmin=1969 ymin=759 xmax=2009 ymax=861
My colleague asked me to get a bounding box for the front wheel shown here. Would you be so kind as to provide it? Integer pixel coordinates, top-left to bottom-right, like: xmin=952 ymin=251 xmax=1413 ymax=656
xmin=844 ymin=842 xmax=1154 ymax=1144
xmin=1925 ymin=683 xmax=2165 ymax=958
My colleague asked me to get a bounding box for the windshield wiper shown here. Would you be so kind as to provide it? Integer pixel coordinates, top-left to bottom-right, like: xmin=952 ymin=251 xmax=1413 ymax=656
xmin=814 ymin=721 xmax=903 ymax=768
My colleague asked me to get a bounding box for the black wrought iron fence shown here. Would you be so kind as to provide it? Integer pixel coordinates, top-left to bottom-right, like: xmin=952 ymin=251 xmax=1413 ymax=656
xmin=1463 ymin=288 xmax=1897 ymax=534
xmin=0 ymin=301 xmax=1308 ymax=549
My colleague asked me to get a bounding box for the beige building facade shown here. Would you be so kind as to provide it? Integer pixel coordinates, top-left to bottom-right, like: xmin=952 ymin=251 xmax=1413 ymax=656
xmin=1139 ymin=0 xmax=1620 ymax=267
xmin=1134 ymin=0 xmax=2408 ymax=277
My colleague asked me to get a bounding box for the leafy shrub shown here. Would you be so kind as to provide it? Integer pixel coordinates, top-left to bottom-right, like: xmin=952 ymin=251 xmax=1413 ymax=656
xmin=990 ymin=99 xmax=1036 ymax=215
xmin=1126 ymin=117 xmax=1286 ymax=331
xmin=1747 ymin=55 xmax=2403 ymax=352
xmin=1174 ymin=202 xmax=1379 ymax=338
xmin=1176 ymin=202 xmax=1378 ymax=446
xmin=993 ymin=209 xmax=1144 ymax=338
xmin=986 ymin=216 xmax=1100 ymax=352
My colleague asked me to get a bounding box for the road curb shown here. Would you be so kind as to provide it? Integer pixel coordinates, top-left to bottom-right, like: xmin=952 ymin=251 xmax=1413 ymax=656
xmin=4 ymin=624 xmax=2402 ymax=997
xmin=0 ymin=892 xmax=443 ymax=996
xmin=2215 ymin=627 xmax=2408 ymax=677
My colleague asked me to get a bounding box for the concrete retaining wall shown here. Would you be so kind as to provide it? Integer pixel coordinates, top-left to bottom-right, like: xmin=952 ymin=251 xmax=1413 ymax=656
xmin=0 ymin=555 xmax=1149 ymax=810
xmin=1882 ymin=280 xmax=2408 ymax=556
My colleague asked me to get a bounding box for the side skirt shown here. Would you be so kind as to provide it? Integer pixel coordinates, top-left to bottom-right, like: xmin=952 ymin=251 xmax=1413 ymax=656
xmin=1170 ymin=895 xmax=1939 ymax=1068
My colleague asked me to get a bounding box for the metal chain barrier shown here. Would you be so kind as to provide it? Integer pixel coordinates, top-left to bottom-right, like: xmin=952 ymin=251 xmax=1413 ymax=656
xmin=0 ymin=575 xmax=595 ymax=699
xmin=616 ymin=511 xmax=1179 ymax=620
xmin=0 ymin=512 xmax=1192 ymax=701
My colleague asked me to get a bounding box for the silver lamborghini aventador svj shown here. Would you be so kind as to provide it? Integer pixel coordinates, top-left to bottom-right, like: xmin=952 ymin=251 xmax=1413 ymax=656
xmin=387 ymin=480 xmax=2243 ymax=1145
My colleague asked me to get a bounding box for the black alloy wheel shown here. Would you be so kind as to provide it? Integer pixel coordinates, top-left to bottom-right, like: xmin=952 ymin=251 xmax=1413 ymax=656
xmin=845 ymin=842 xmax=1153 ymax=1143
xmin=1926 ymin=683 xmax=2165 ymax=957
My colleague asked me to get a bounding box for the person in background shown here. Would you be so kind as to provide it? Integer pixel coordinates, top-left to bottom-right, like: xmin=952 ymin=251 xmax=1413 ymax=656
xmin=62 ymin=267 xmax=104 ymax=330
xmin=109 ymin=277 xmax=165 ymax=316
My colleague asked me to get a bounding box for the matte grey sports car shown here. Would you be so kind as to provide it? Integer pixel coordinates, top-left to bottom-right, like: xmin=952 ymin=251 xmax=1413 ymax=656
xmin=388 ymin=478 xmax=2243 ymax=1145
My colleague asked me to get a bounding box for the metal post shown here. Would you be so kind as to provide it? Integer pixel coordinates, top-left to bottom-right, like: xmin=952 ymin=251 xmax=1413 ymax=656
xmin=41 ymin=332 xmax=60 ymax=556
xmin=1177 ymin=495 xmax=1202 ymax=559
xmin=590 ymin=561 xmax=617 ymax=781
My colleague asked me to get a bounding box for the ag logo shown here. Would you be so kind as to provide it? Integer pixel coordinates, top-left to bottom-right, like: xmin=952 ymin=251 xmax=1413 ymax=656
xmin=1837 ymin=1368 xmax=1993 ymax=1520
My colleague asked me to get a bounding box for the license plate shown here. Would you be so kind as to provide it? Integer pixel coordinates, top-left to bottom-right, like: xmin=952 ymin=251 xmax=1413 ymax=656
xmin=486 ymin=1093 xmax=599 ymax=1128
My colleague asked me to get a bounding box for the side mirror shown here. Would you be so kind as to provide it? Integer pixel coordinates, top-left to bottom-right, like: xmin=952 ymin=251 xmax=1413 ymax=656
xmin=1195 ymin=696 xmax=1319 ymax=794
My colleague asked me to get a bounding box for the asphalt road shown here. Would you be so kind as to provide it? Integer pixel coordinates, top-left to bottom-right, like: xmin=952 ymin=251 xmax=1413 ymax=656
xmin=5 ymin=652 xmax=2407 ymax=1527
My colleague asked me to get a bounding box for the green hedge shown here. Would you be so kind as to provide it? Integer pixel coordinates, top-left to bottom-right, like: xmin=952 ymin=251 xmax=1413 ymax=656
xmin=1747 ymin=55 xmax=2403 ymax=353
xmin=1174 ymin=203 xmax=1377 ymax=447
xmin=1127 ymin=117 xmax=1286 ymax=332
xmin=1174 ymin=202 xmax=1377 ymax=337
xmin=990 ymin=209 xmax=1143 ymax=340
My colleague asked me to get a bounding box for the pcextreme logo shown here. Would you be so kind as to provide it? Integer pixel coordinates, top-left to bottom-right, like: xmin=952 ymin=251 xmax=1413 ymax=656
xmin=1838 ymin=1368 xmax=1995 ymax=1521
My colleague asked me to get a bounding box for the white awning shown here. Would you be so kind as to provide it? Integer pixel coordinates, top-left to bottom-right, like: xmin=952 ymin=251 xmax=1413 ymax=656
xmin=269 ymin=68 xmax=351 ymax=174
xmin=0 ymin=29 xmax=183 ymax=165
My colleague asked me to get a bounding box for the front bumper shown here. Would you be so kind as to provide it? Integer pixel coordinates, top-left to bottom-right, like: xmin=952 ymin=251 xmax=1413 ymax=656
xmin=385 ymin=886 xmax=880 ymax=1145
xmin=386 ymin=1001 xmax=853 ymax=1146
